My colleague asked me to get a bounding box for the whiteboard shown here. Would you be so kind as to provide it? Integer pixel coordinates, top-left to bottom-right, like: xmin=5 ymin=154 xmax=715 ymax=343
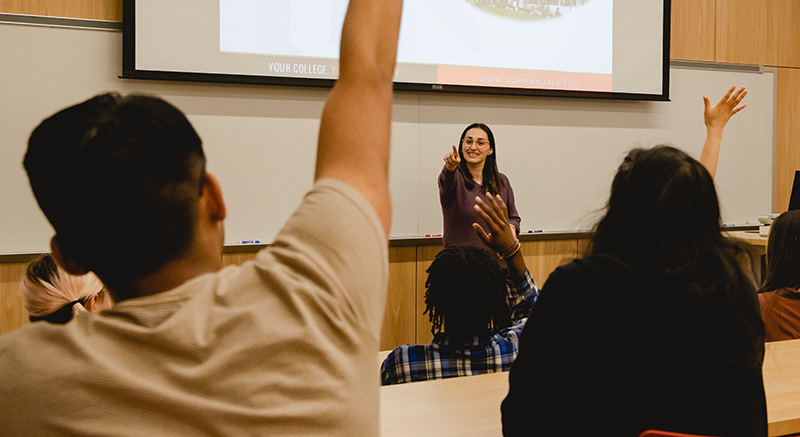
xmin=0 ymin=22 xmax=774 ymax=255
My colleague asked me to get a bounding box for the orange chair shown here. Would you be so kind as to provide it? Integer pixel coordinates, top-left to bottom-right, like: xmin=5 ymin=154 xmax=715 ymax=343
xmin=640 ymin=431 xmax=713 ymax=437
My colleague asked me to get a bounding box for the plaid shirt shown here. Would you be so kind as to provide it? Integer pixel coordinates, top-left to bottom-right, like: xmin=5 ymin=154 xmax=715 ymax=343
xmin=380 ymin=269 xmax=539 ymax=385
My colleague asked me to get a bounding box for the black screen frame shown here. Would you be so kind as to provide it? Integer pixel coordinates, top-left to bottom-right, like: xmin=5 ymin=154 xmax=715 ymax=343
xmin=122 ymin=0 xmax=671 ymax=102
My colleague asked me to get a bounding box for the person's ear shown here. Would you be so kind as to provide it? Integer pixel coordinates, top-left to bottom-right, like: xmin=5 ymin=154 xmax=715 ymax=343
xmin=50 ymin=236 xmax=89 ymax=276
xmin=84 ymin=294 xmax=98 ymax=312
xmin=201 ymin=172 xmax=227 ymax=222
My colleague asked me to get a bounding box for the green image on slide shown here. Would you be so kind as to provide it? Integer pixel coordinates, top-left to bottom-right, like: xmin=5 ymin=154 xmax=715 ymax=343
xmin=465 ymin=0 xmax=590 ymax=21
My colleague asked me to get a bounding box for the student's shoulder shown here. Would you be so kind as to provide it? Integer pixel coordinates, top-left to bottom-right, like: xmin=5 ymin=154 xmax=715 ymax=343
xmin=277 ymin=178 xmax=386 ymax=249
xmin=0 ymin=321 xmax=77 ymax=372
xmin=543 ymin=255 xmax=644 ymax=300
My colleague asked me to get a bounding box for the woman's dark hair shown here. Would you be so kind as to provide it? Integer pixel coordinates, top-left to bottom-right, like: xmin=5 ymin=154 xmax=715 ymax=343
xmin=759 ymin=210 xmax=800 ymax=300
xmin=590 ymin=145 xmax=764 ymax=367
xmin=457 ymin=123 xmax=505 ymax=195
xmin=424 ymin=245 xmax=511 ymax=347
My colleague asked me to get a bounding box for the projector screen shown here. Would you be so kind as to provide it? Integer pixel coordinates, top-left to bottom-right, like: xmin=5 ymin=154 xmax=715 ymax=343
xmin=123 ymin=0 xmax=669 ymax=100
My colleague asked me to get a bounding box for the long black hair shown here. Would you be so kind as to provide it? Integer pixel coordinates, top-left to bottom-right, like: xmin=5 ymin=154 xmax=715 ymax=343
xmin=759 ymin=210 xmax=800 ymax=300
xmin=590 ymin=145 xmax=764 ymax=367
xmin=424 ymin=245 xmax=511 ymax=347
xmin=457 ymin=123 xmax=505 ymax=195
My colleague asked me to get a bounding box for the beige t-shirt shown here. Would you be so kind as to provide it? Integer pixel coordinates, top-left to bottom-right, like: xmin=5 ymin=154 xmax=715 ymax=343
xmin=0 ymin=179 xmax=388 ymax=436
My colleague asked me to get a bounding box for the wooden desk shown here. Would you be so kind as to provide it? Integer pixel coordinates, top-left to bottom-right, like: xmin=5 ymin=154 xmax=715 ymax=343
xmin=727 ymin=230 xmax=768 ymax=247
xmin=380 ymin=339 xmax=800 ymax=437
xmin=380 ymin=371 xmax=507 ymax=437
xmin=764 ymin=338 xmax=800 ymax=436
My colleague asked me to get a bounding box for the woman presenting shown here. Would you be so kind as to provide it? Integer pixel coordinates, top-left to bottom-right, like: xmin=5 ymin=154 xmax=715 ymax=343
xmin=439 ymin=123 xmax=521 ymax=247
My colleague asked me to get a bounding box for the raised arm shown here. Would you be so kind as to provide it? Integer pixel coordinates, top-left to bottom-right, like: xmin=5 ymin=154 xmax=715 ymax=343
xmin=314 ymin=0 xmax=403 ymax=236
xmin=699 ymin=85 xmax=748 ymax=179
xmin=473 ymin=192 xmax=527 ymax=277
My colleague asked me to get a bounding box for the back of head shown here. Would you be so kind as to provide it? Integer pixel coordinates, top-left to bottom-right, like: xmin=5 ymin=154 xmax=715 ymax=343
xmin=761 ymin=210 xmax=800 ymax=292
xmin=592 ymin=145 xmax=763 ymax=366
xmin=424 ymin=245 xmax=511 ymax=346
xmin=20 ymin=254 xmax=104 ymax=324
xmin=592 ymin=145 xmax=726 ymax=283
xmin=24 ymin=94 xmax=206 ymax=290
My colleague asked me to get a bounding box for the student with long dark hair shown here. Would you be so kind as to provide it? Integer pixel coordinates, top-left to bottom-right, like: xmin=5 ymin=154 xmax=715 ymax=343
xmin=501 ymin=88 xmax=766 ymax=437
xmin=758 ymin=210 xmax=800 ymax=341
xmin=439 ymin=123 xmax=521 ymax=247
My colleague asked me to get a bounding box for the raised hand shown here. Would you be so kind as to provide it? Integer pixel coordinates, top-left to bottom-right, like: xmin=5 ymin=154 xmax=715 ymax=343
xmin=704 ymin=85 xmax=747 ymax=134
xmin=699 ymin=85 xmax=747 ymax=179
xmin=473 ymin=193 xmax=517 ymax=255
xmin=443 ymin=144 xmax=461 ymax=171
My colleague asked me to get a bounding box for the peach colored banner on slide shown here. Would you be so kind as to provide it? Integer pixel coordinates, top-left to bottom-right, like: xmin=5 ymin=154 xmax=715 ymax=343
xmin=438 ymin=66 xmax=612 ymax=92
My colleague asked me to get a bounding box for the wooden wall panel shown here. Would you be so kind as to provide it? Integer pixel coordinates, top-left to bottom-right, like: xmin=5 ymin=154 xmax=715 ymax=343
xmin=380 ymin=247 xmax=417 ymax=350
xmin=415 ymin=245 xmax=441 ymax=345
xmin=0 ymin=0 xmax=122 ymax=21
xmin=715 ymin=0 xmax=774 ymax=65
xmin=774 ymin=68 xmax=800 ymax=212
xmin=770 ymin=0 xmax=800 ymax=68
xmin=0 ymin=262 xmax=29 ymax=335
xmin=521 ymin=240 xmax=579 ymax=287
xmin=221 ymin=252 xmax=256 ymax=267
xmin=670 ymin=0 xmax=716 ymax=62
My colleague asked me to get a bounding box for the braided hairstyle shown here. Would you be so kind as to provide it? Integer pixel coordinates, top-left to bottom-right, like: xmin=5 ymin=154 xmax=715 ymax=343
xmin=424 ymin=245 xmax=512 ymax=347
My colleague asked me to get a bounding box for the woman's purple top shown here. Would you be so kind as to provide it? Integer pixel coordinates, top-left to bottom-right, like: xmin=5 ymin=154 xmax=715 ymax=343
xmin=438 ymin=165 xmax=521 ymax=248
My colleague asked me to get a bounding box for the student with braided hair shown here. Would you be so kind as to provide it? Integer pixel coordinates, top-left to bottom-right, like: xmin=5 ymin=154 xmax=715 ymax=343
xmin=381 ymin=193 xmax=538 ymax=385
xmin=20 ymin=254 xmax=111 ymax=324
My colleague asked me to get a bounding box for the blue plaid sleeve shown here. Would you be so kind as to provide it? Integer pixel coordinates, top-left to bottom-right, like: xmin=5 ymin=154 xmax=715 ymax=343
xmin=507 ymin=269 xmax=539 ymax=322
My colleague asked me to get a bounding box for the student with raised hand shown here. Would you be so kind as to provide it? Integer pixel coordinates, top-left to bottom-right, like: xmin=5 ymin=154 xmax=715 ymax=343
xmin=20 ymin=254 xmax=112 ymax=324
xmin=501 ymin=113 xmax=765 ymax=435
xmin=380 ymin=193 xmax=538 ymax=385
xmin=0 ymin=0 xmax=403 ymax=434
xmin=758 ymin=210 xmax=800 ymax=341
xmin=440 ymin=123 xmax=521 ymax=247
xmin=699 ymin=85 xmax=748 ymax=178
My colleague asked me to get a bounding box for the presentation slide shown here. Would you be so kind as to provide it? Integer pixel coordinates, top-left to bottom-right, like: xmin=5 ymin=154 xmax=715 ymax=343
xmin=220 ymin=0 xmax=612 ymax=92
xmin=130 ymin=0 xmax=665 ymax=98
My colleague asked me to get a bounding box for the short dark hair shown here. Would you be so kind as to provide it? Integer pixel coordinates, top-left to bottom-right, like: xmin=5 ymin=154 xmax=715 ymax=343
xmin=24 ymin=93 xmax=206 ymax=289
xmin=760 ymin=210 xmax=800 ymax=294
xmin=457 ymin=123 xmax=505 ymax=195
xmin=591 ymin=145 xmax=764 ymax=367
xmin=424 ymin=245 xmax=511 ymax=346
